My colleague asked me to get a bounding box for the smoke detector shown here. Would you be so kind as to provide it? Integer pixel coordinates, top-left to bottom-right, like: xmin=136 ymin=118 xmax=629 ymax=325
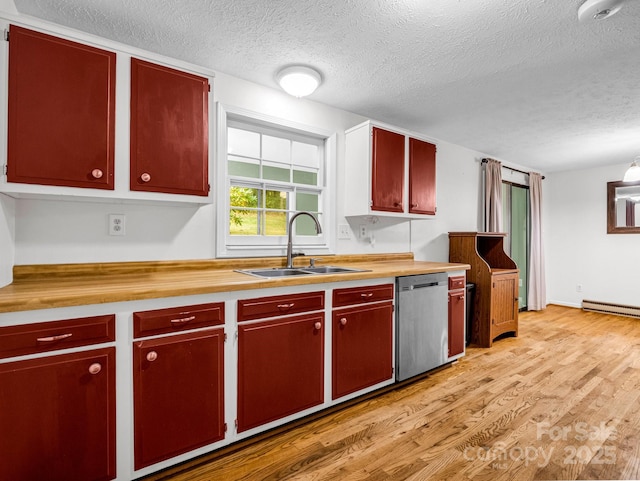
xmin=578 ymin=0 xmax=624 ymax=21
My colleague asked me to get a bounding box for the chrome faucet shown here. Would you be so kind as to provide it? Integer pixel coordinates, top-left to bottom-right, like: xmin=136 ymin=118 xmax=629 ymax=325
xmin=286 ymin=211 xmax=322 ymax=268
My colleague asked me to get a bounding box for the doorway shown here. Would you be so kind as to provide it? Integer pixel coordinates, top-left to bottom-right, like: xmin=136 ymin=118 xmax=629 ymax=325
xmin=502 ymin=182 xmax=529 ymax=311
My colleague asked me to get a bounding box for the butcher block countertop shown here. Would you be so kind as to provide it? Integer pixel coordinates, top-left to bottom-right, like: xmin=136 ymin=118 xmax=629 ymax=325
xmin=0 ymin=253 xmax=469 ymax=314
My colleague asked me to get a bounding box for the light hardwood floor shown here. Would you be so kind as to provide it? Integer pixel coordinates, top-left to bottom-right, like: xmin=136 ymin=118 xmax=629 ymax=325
xmin=147 ymin=305 xmax=640 ymax=481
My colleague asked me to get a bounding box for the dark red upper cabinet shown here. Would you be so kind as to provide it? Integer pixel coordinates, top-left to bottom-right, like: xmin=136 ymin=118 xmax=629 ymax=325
xmin=130 ymin=58 xmax=209 ymax=196
xmin=409 ymin=137 xmax=436 ymax=215
xmin=371 ymin=127 xmax=405 ymax=213
xmin=7 ymin=25 xmax=116 ymax=190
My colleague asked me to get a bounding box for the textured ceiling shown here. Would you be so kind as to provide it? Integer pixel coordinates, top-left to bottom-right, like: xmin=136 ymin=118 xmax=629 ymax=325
xmin=10 ymin=0 xmax=640 ymax=173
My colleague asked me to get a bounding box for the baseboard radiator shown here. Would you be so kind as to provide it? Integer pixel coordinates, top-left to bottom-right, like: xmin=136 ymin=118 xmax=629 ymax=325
xmin=582 ymin=299 xmax=640 ymax=319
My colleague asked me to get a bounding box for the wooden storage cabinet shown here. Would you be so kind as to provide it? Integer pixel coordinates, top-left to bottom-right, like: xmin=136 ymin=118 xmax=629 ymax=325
xmin=449 ymin=232 xmax=519 ymax=347
xmin=7 ymin=25 xmax=116 ymax=190
xmin=130 ymin=58 xmax=209 ymax=197
xmin=448 ymin=275 xmax=466 ymax=360
xmin=345 ymin=121 xmax=437 ymax=218
xmin=132 ymin=302 xmax=225 ymax=470
xmin=331 ymin=284 xmax=394 ymax=400
xmin=0 ymin=346 xmax=116 ymax=481
xmin=237 ymin=292 xmax=324 ymax=432
xmin=490 ymin=270 xmax=519 ymax=340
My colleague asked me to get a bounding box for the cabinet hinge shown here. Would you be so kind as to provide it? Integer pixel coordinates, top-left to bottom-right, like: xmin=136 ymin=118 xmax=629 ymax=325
xmin=369 ymin=200 xmax=373 ymax=207
xmin=2 ymin=164 xmax=7 ymax=176
xmin=224 ymin=423 xmax=228 ymax=433
xmin=4 ymin=30 xmax=9 ymax=42
xmin=208 ymin=183 xmax=211 ymax=193
xmin=224 ymin=333 xmax=227 ymax=342
xmin=234 ymin=419 xmax=238 ymax=429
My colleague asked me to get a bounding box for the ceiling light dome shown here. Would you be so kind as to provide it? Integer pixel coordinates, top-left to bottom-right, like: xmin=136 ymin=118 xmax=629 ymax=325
xmin=578 ymin=0 xmax=624 ymax=22
xmin=623 ymin=157 xmax=640 ymax=182
xmin=276 ymin=66 xmax=322 ymax=98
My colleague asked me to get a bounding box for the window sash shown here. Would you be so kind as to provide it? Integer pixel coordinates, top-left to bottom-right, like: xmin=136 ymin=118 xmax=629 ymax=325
xmin=216 ymin=103 xmax=335 ymax=257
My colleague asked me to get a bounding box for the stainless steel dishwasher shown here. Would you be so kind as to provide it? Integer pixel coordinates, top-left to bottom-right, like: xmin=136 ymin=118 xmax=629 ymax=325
xmin=396 ymin=272 xmax=448 ymax=381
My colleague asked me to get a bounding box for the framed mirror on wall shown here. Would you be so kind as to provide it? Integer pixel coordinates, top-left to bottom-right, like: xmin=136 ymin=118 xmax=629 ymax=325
xmin=607 ymin=180 xmax=640 ymax=234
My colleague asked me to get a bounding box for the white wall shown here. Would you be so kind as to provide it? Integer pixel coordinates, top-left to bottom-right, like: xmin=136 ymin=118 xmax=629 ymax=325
xmin=410 ymin=142 xmax=485 ymax=261
xmin=546 ymin=162 xmax=639 ymax=307
xmin=0 ymin=194 xmax=15 ymax=285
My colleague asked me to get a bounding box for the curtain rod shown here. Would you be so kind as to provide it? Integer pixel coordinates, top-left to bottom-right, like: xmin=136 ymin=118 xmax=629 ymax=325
xmin=481 ymin=158 xmax=545 ymax=179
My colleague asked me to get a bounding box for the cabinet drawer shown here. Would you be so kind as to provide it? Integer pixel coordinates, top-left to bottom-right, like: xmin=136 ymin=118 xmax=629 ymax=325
xmin=237 ymin=291 xmax=324 ymax=322
xmin=448 ymin=276 xmax=466 ymax=290
xmin=0 ymin=314 xmax=115 ymax=359
xmin=134 ymin=302 xmax=224 ymax=338
xmin=332 ymin=284 xmax=394 ymax=308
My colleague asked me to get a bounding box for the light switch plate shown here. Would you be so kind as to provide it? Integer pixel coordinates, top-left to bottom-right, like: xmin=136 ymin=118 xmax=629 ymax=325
xmin=338 ymin=224 xmax=351 ymax=239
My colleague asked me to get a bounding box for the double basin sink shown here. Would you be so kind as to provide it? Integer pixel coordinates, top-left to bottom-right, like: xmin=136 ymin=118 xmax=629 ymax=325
xmin=237 ymin=266 xmax=369 ymax=278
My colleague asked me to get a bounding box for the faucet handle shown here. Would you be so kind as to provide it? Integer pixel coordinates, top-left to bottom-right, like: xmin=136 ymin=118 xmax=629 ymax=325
xmin=309 ymin=258 xmax=321 ymax=267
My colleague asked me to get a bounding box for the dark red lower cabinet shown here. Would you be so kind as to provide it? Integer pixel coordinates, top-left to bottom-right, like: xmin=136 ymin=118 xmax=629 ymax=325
xmin=332 ymin=302 xmax=393 ymax=399
xmin=0 ymin=347 xmax=116 ymax=481
xmin=448 ymin=289 xmax=465 ymax=358
xmin=237 ymin=314 xmax=324 ymax=432
xmin=133 ymin=329 xmax=225 ymax=469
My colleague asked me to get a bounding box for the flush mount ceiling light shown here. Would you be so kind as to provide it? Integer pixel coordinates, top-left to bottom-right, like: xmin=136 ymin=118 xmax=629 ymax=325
xmin=578 ymin=0 xmax=624 ymax=22
xmin=623 ymin=156 xmax=640 ymax=182
xmin=276 ymin=66 xmax=322 ymax=98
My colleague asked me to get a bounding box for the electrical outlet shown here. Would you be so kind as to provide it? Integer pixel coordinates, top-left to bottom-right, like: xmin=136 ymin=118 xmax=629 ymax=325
xmin=576 ymin=284 xmax=583 ymax=292
xmin=337 ymin=224 xmax=351 ymax=239
xmin=359 ymin=224 xmax=368 ymax=238
xmin=109 ymin=214 xmax=125 ymax=236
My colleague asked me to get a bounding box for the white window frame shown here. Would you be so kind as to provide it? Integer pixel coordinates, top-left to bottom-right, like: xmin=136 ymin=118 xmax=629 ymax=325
xmin=215 ymin=103 xmax=336 ymax=258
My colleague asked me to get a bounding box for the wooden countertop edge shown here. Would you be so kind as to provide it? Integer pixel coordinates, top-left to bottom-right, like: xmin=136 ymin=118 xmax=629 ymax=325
xmin=0 ymin=255 xmax=470 ymax=314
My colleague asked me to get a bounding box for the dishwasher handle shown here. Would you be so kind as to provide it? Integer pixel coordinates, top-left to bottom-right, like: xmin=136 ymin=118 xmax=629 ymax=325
xmin=406 ymin=281 xmax=447 ymax=290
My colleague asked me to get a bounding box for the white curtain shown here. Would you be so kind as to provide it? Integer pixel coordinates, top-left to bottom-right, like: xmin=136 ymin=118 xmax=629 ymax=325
xmin=484 ymin=159 xmax=503 ymax=232
xmin=528 ymin=172 xmax=546 ymax=310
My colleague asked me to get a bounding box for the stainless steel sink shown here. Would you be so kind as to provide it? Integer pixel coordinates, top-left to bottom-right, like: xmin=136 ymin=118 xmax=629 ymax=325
xmin=237 ymin=266 xmax=368 ymax=278
xmin=237 ymin=268 xmax=314 ymax=278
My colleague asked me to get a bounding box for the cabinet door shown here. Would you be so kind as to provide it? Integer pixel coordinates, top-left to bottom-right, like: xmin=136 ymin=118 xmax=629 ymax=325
xmin=491 ymin=273 xmax=519 ymax=339
xmin=130 ymin=58 xmax=209 ymax=196
xmin=408 ymin=138 xmax=436 ymax=215
xmin=332 ymin=302 xmax=393 ymax=399
xmin=448 ymin=289 xmax=465 ymax=358
xmin=371 ymin=127 xmax=405 ymax=212
xmin=133 ymin=329 xmax=225 ymax=470
xmin=237 ymin=314 xmax=324 ymax=432
xmin=7 ymin=25 xmax=115 ymax=189
xmin=0 ymin=348 xmax=116 ymax=481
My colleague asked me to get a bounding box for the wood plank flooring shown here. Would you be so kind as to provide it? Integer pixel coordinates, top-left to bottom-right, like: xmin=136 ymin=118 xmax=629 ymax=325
xmin=147 ymin=305 xmax=640 ymax=481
